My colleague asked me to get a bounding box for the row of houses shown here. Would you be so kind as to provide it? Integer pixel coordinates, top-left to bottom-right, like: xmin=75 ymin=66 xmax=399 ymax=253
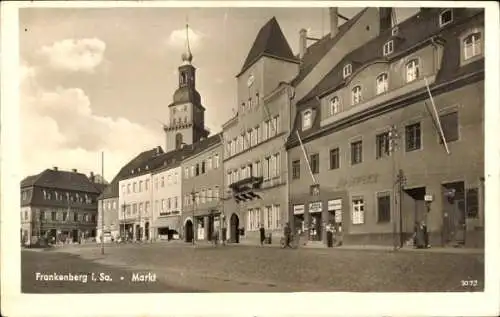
xmin=27 ymin=7 xmax=483 ymax=248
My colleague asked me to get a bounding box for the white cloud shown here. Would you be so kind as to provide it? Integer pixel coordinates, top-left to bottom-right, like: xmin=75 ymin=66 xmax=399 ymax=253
xmin=20 ymin=62 xmax=162 ymax=181
xmin=167 ymin=26 xmax=204 ymax=49
xmin=37 ymin=38 xmax=106 ymax=73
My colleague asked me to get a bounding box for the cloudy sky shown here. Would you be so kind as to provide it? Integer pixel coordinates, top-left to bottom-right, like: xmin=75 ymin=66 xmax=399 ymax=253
xmin=19 ymin=6 xmax=418 ymax=181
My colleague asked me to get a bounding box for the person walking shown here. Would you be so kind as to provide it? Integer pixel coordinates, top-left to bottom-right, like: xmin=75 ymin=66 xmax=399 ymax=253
xmin=259 ymin=224 xmax=266 ymax=246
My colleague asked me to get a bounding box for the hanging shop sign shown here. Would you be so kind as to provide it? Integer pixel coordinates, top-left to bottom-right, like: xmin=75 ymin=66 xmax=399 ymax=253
xmin=327 ymin=199 xmax=342 ymax=211
xmin=293 ymin=204 xmax=305 ymax=215
xmin=309 ymin=201 xmax=323 ymax=213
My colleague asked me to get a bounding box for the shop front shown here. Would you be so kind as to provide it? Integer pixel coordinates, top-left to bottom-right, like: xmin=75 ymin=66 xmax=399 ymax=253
xmin=193 ymin=209 xmax=221 ymax=241
xmin=154 ymin=214 xmax=181 ymax=241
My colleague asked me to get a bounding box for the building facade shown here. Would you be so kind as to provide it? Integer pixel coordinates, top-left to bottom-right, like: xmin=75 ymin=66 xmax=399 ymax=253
xmin=222 ymin=17 xmax=299 ymax=244
xmin=180 ymin=134 xmax=223 ymax=242
xmin=97 ymin=192 xmax=119 ymax=242
xmin=285 ymin=8 xmax=485 ymax=247
xmin=21 ymin=167 xmax=104 ymax=245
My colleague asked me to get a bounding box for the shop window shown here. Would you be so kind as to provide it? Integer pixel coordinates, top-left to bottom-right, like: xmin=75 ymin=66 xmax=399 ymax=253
xmin=439 ymin=112 xmax=459 ymax=143
xmin=351 ymin=198 xmax=365 ymax=225
xmin=377 ymin=193 xmax=391 ymax=223
xmin=310 ymin=153 xmax=319 ymax=174
xmin=292 ymin=160 xmax=301 ymax=179
xmin=350 ymin=140 xmax=363 ymax=165
xmin=405 ymin=122 xmax=421 ymax=151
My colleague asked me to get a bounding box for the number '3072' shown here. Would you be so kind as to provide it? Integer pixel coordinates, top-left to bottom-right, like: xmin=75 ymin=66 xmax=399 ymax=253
xmin=461 ymin=280 xmax=478 ymax=287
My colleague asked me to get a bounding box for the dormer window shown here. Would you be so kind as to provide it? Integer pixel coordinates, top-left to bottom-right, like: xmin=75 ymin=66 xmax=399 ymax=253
xmin=302 ymin=110 xmax=312 ymax=130
xmin=376 ymin=73 xmax=389 ymax=95
xmin=329 ymin=97 xmax=340 ymax=116
xmin=463 ymin=33 xmax=482 ymax=60
xmin=343 ymin=64 xmax=352 ymax=78
xmin=383 ymin=40 xmax=394 ymax=56
xmin=391 ymin=26 xmax=399 ymax=36
xmin=439 ymin=9 xmax=453 ymax=27
xmin=406 ymin=59 xmax=420 ymax=83
xmin=351 ymin=86 xmax=362 ymax=105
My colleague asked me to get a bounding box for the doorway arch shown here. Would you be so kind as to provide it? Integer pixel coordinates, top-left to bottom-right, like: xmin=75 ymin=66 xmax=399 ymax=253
xmin=230 ymin=213 xmax=240 ymax=243
xmin=185 ymin=219 xmax=194 ymax=243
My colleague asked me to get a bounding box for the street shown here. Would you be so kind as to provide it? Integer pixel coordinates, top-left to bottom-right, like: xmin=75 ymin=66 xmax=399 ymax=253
xmin=22 ymin=242 xmax=484 ymax=293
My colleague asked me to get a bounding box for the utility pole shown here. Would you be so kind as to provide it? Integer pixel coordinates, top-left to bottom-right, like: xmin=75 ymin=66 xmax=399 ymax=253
xmin=100 ymin=151 xmax=105 ymax=255
xmin=388 ymin=125 xmax=399 ymax=251
xmin=191 ymin=189 xmax=196 ymax=246
xmin=397 ymin=169 xmax=407 ymax=248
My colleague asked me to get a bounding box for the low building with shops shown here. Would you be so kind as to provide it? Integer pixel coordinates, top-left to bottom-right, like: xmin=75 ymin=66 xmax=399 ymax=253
xmin=285 ymin=8 xmax=485 ymax=248
xmin=20 ymin=167 xmax=105 ymax=245
xmin=180 ymin=134 xmax=223 ymax=243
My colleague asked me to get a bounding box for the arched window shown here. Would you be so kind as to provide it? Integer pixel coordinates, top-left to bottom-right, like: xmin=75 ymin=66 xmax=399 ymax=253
xmin=329 ymin=96 xmax=340 ymax=116
xmin=175 ymin=133 xmax=183 ymax=149
xmin=406 ymin=59 xmax=419 ymax=83
xmin=302 ymin=110 xmax=312 ymax=130
xmin=351 ymin=86 xmax=362 ymax=105
xmin=463 ymin=33 xmax=481 ymax=60
xmin=376 ymin=73 xmax=389 ymax=95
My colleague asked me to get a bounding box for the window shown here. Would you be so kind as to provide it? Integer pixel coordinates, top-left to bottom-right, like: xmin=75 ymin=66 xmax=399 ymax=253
xmin=51 ymin=211 xmax=57 ymax=221
xmin=127 ymin=184 xmax=131 ymax=193
xmin=406 ymin=59 xmax=419 ymax=83
xmin=242 ymin=133 xmax=247 ymax=151
xmin=195 ymin=163 xmax=200 ymax=176
xmin=351 ymin=86 xmax=362 ymax=105
xmin=439 ymin=9 xmax=453 ymax=27
xmin=214 ymin=154 xmax=220 ymax=169
xmin=73 ymin=212 xmax=77 ymax=222
xmin=274 ymin=115 xmax=280 ymax=135
xmin=329 ymin=148 xmax=340 ymax=170
xmin=440 ymin=112 xmax=459 ymax=143
xmin=145 ymin=202 xmax=150 ymax=214
xmin=174 ymin=197 xmax=178 ymax=209
xmin=133 ymin=182 xmax=137 ymax=193
xmin=376 ymin=132 xmax=390 ymax=159
xmin=139 ymin=203 xmax=143 ymax=214
xmin=292 ymin=159 xmax=301 ymax=179
xmin=352 ymin=198 xmax=365 ymax=224
xmin=376 ymin=73 xmax=389 ymax=95
xmin=214 ymin=187 xmax=220 ymax=201
xmin=351 ymin=140 xmax=363 ymax=165
xmin=145 ymin=180 xmax=149 ymax=191
xmin=139 ymin=181 xmax=143 ymax=192
xmin=133 ymin=204 xmax=137 ymax=214
xmin=383 ymin=40 xmax=394 ymax=56
xmin=113 ymin=201 xmax=117 ymax=209
xmin=231 ymin=139 xmax=236 ymax=156
xmin=83 ymin=213 xmax=89 ymax=222
xmin=463 ymin=33 xmax=482 ymax=60
xmin=238 ymin=135 xmax=244 ymax=152
xmin=302 ymin=110 xmax=312 ymax=130
xmin=310 ymin=153 xmax=319 ymax=174
xmin=227 ymin=171 xmax=232 ymax=186
xmin=255 ymin=125 xmax=260 ymax=144
xmin=62 ymin=212 xmax=68 ymax=221
xmin=201 ymin=161 xmax=206 ymax=174
xmin=343 ymin=64 xmax=352 ymax=78
xmin=274 ymin=205 xmax=281 ymax=229
xmin=263 ymin=120 xmax=270 ymax=140
xmin=264 ymin=157 xmax=270 ymax=180
xmin=91 ymin=214 xmax=96 ymax=223
xmin=405 ymin=123 xmax=421 ymax=151
xmin=377 ymin=193 xmax=391 ymax=223
xmin=329 ymin=96 xmax=340 ymax=116
xmin=466 ymin=188 xmax=479 ymax=219
xmin=207 ymin=189 xmax=212 ymax=202
xmin=161 ymin=176 xmax=165 ymax=187
xmin=254 ymin=161 xmax=261 ymax=177
xmin=184 ymin=167 xmax=189 ymax=179
xmin=191 ymin=165 xmax=195 ymax=177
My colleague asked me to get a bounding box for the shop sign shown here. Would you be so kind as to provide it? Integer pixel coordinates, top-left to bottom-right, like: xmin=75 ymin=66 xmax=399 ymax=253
xmin=328 ymin=199 xmax=342 ymax=211
xmin=335 ymin=210 xmax=342 ymax=223
xmin=309 ymin=201 xmax=322 ymax=213
xmin=293 ymin=204 xmax=305 ymax=215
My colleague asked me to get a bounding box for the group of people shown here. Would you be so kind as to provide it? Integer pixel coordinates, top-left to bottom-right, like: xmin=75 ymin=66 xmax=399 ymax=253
xmin=413 ymin=221 xmax=430 ymax=249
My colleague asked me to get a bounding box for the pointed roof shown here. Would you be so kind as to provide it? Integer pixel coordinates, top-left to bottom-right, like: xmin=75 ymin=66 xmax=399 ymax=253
xmin=237 ymin=16 xmax=298 ymax=77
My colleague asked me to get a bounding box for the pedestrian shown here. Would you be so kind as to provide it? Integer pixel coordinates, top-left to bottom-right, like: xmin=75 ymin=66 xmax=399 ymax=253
xmin=284 ymin=222 xmax=292 ymax=248
xmin=422 ymin=221 xmax=430 ymax=248
xmin=259 ymin=224 xmax=266 ymax=246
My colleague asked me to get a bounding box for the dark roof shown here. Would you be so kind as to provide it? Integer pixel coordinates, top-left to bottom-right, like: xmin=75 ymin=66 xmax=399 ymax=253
xmin=238 ymin=17 xmax=299 ymax=77
xmin=290 ymin=8 xmax=366 ymax=87
xmin=182 ymin=133 xmax=223 ymax=161
xmin=171 ymin=86 xmax=202 ymax=107
xmin=21 ymin=169 xmax=102 ymax=194
xmin=99 ymin=147 xmax=164 ymax=199
xmin=286 ymin=8 xmax=484 ymax=148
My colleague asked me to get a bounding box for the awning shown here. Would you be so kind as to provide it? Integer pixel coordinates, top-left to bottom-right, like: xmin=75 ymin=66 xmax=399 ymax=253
xmin=153 ymin=216 xmax=181 ymax=230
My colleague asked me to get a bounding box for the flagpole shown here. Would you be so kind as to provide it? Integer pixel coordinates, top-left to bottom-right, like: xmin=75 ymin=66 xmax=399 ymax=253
xmin=295 ymin=130 xmax=316 ymax=184
xmin=424 ymin=77 xmax=450 ymax=155
xmin=100 ymin=151 xmax=105 ymax=255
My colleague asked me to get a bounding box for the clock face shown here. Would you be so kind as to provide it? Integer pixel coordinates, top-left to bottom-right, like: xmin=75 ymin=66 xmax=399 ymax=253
xmin=247 ymin=74 xmax=255 ymax=87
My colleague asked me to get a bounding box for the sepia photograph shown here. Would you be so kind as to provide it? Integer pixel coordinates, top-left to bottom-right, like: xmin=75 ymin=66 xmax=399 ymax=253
xmin=1 ymin=1 xmax=499 ymax=317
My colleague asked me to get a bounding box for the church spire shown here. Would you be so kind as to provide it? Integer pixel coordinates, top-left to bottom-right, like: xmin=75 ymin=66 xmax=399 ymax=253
xmin=181 ymin=23 xmax=193 ymax=65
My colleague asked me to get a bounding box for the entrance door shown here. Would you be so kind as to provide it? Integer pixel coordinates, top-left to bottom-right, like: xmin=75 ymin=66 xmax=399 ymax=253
xmin=309 ymin=213 xmax=322 ymax=241
xmin=403 ymin=187 xmax=426 ymax=242
xmin=185 ymin=220 xmax=193 ymax=243
xmin=230 ymin=213 xmax=239 ymax=243
xmin=207 ymin=216 xmax=214 ymax=241
xmin=442 ymin=182 xmax=466 ymax=245
xmin=145 ymin=222 xmax=150 ymax=240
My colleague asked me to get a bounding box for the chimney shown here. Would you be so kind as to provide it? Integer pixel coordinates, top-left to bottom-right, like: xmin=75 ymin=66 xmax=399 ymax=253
xmin=72 ymin=168 xmax=77 ymax=173
xmin=53 ymin=166 xmax=58 ymax=171
xmin=329 ymin=7 xmax=339 ymax=38
xmin=89 ymin=171 xmax=95 ymax=182
xmin=299 ymin=28 xmax=307 ymax=59
xmin=379 ymin=7 xmax=393 ymax=32
xmin=156 ymin=146 xmax=161 ymax=155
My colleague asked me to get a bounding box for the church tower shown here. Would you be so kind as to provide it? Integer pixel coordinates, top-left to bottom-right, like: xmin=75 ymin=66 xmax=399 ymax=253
xmin=164 ymin=24 xmax=209 ymax=152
